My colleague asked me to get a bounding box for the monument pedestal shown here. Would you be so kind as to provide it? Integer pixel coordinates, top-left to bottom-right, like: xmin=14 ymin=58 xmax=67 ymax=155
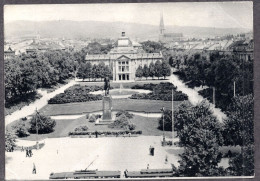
xmin=95 ymin=95 xmax=113 ymax=125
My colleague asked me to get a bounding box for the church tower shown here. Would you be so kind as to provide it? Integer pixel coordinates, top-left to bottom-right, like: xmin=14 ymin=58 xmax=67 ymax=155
xmin=159 ymin=13 xmax=165 ymax=42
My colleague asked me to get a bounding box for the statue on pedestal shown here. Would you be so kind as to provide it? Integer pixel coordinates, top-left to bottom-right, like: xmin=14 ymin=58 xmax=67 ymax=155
xmin=104 ymin=77 xmax=110 ymax=96
xmin=102 ymin=77 xmax=112 ymax=121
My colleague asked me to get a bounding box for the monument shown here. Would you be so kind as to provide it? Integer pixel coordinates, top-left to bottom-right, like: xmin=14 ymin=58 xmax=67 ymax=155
xmin=101 ymin=77 xmax=113 ymax=123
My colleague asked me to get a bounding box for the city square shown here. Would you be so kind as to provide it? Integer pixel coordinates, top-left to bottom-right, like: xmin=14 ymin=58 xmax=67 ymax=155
xmin=4 ymin=2 xmax=254 ymax=180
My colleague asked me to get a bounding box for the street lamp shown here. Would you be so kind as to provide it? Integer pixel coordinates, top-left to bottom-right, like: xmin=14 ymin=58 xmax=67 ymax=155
xmin=160 ymin=106 xmax=165 ymax=146
xmin=35 ymin=108 xmax=39 ymax=150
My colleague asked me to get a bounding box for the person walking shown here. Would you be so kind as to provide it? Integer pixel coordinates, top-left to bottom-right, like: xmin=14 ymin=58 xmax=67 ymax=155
xmin=147 ymin=164 xmax=149 ymax=169
xmin=29 ymin=149 xmax=32 ymax=157
xmin=26 ymin=149 xmax=29 ymax=157
xmin=32 ymin=163 xmax=36 ymax=174
xmin=124 ymin=169 xmax=128 ymax=178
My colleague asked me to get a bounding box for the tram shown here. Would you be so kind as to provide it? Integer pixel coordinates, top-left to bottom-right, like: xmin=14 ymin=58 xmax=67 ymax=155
xmin=125 ymin=168 xmax=175 ymax=178
xmin=49 ymin=169 xmax=121 ymax=179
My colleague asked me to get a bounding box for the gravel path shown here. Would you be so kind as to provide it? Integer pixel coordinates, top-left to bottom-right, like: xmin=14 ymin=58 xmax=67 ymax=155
xmin=5 ymin=80 xmax=77 ymax=127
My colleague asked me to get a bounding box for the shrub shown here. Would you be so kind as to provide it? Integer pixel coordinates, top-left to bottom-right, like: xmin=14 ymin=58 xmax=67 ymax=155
xmin=89 ymin=114 xmax=96 ymax=122
xmin=116 ymin=110 xmax=134 ymax=119
xmin=128 ymin=123 xmax=136 ymax=130
xmin=5 ymin=131 xmax=17 ymax=151
xmin=109 ymin=114 xmax=129 ymax=129
xmin=130 ymin=82 xmax=188 ymax=101
xmin=29 ymin=113 xmax=56 ymax=134
xmin=74 ymin=125 xmax=88 ymax=132
xmin=12 ymin=120 xmax=30 ymax=137
xmin=48 ymin=85 xmax=107 ymax=104
xmin=68 ymin=130 xmax=142 ymax=136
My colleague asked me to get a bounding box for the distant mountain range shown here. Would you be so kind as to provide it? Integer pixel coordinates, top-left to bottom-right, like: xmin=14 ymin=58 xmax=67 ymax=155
xmin=4 ymin=20 xmax=251 ymax=41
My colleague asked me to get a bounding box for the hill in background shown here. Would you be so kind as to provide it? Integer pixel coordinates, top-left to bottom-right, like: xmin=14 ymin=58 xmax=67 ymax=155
xmin=4 ymin=20 xmax=251 ymax=41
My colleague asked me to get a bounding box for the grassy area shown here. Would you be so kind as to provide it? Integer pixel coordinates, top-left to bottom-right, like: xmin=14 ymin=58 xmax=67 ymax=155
xmin=15 ymin=114 xmax=172 ymax=141
xmin=40 ymin=99 xmax=183 ymax=116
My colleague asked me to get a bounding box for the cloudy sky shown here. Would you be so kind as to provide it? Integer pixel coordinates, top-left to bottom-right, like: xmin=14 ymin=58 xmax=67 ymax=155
xmin=4 ymin=2 xmax=253 ymax=29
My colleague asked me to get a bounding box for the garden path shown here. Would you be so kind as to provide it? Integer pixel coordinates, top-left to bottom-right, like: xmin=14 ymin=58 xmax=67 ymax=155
xmin=168 ymin=72 xmax=226 ymax=122
xmin=5 ymin=80 xmax=77 ymax=127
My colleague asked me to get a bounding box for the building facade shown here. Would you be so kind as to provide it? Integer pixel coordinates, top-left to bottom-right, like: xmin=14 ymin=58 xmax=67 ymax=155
xmin=159 ymin=13 xmax=183 ymax=43
xmin=85 ymin=32 xmax=163 ymax=82
xmin=4 ymin=47 xmax=15 ymax=59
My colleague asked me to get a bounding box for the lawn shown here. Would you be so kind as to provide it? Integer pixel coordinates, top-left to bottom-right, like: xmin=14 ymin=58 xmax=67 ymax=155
xmin=40 ymin=99 xmax=183 ymax=116
xmin=13 ymin=114 xmax=173 ymax=141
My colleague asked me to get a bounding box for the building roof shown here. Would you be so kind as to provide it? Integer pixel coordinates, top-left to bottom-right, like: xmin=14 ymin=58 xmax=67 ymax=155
xmin=85 ymin=53 xmax=162 ymax=61
xmin=164 ymin=33 xmax=183 ymax=37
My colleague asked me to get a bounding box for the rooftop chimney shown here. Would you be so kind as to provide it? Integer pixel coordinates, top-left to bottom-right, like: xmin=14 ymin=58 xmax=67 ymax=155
xmin=122 ymin=32 xmax=125 ymax=37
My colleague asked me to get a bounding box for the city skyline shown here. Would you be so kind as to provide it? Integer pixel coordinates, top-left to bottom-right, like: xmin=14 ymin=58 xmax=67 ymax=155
xmin=4 ymin=2 xmax=253 ymax=29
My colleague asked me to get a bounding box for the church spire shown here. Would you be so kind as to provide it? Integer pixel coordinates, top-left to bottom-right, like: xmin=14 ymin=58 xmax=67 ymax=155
xmin=160 ymin=12 xmax=165 ymax=35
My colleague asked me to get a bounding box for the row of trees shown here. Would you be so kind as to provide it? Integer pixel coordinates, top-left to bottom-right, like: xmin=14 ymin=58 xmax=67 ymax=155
xmin=76 ymin=62 xmax=112 ymax=81
xmin=5 ymin=51 xmax=76 ymax=107
xmin=158 ymin=94 xmax=254 ymax=176
xmin=135 ymin=60 xmax=171 ymax=80
xmin=5 ymin=42 xmax=113 ymax=108
xmin=174 ymin=51 xmax=253 ymax=111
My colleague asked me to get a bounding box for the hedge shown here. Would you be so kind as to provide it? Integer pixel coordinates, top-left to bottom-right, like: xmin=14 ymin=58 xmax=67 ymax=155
xmin=130 ymin=82 xmax=188 ymax=101
xmin=48 ymin=84 xmax=108 ymax=104
xmin=68 ymin=130 xmax=142 ymax=136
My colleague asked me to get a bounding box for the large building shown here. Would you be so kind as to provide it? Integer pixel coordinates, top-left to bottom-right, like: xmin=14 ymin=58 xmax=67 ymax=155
xmin=4 ymin=47 xmax=15 ymax=59
xmin=159 ymin=13 xmax=183 ymax=43
xmin=85 ymin=32 xmax=163 ymax=82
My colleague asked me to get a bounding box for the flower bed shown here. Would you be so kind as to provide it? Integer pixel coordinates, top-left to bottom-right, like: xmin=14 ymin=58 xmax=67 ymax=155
xmin=130 ymin=82 xmax=188 ymax=101
xmin=48 ymin=84 xmax=108 ymax=104
xmin=68 ymin=130 xmax=142 ymax=136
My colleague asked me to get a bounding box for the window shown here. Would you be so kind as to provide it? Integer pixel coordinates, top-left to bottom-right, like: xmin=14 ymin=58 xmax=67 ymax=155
xmin=127 ymin=74 xmax=129 ymax=80
xmin=119 ymin=75 xmax=121 ymax=80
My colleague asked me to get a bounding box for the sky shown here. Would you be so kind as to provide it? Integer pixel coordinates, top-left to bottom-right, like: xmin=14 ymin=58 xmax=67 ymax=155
xmin=4 ymin=2 xmax=253 ymax=29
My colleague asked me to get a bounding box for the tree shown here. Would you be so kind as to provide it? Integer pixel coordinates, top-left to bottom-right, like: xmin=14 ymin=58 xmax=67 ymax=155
xmin=154 ymin=60 xmax=162 ymax=79
xmin=12 ymin=120 xmax=30 ymax=137
xmin=91 ymin=64 xmax=98 ymax=81
xmin=161 ymin=61 xmax=171 ymax=79
xmin=29 ymin=112 xmax=56 ymax=134
xmin=169 ymin=56 xmax=174 ymax=67
xmin=135 ymin=65 xmax=143 ymax=80
xmin=141 ymin=41 xmax=164 ymax=53
xmin=149 ymin=62 xmax=155 ymax=79
xmin=222 ymin=94 xmax=254 ymax=146
xmin=174 ymin=101 xmax=223 ymax=147
xmin=103 ymin=65 xmax=112 ymax=80
xmin=226 ymin=144 xmax=254 ymax=176
xmin=97 ymin=62 xmax=105 ymax=81
xmin=5 ymin=131 xmax=16 ymax=151
xmin=143 ymin=64 xmax=150 ymax=80
xmin=177 ymin=140 xmax=224 ymax=176
xmin=172 ymin=101 xmax=224 ymax=176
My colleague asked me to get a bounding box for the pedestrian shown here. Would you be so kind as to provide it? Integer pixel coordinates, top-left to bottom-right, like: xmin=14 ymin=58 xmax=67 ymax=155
xmin=124 ymin=169 xmax=128 ymax=178
xmin=26 ymin=149 xmax=29 ymax=157
xmin=29 ymin=149 xmax=32 ymax=157
xmin=147 ymin=164 xmax=149 ymax=169
xmin=21 ymin=146 xmax=24 ymax=152
xmin=165 ymin=155 xmax=168 ymax=164
xmin=32 ymin=163 xmax=36 ymax=174
xmin=128 ymin=133 xmax=131 ymax=137
xmin=95 ymin=131 xmax=98 ymax=138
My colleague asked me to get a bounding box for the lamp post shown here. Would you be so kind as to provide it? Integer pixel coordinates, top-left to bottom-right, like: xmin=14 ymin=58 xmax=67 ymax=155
xmin=35 ymin=108 xmax=39 ymax=150
xmin=172 ymin=89 xmax=174 ymax=145
xmin=161 ymin=107 xmax=165 ymax=146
